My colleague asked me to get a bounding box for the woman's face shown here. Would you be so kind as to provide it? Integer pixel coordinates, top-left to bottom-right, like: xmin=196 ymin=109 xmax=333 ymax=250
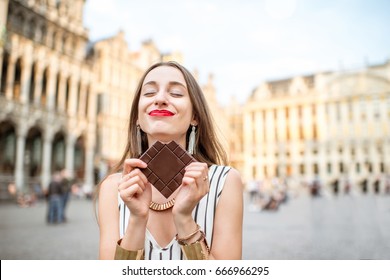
xmin=138 ymin=66 xmax=196 ymax=147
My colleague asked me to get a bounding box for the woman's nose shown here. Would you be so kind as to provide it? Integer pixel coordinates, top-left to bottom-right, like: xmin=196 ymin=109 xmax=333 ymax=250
xmin=153 ymin=90 xmax=168 ymax=105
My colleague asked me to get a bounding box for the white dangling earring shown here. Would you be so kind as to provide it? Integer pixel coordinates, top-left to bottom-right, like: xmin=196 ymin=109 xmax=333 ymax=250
xmin=136 ymin=124 xmax=142 ymax=156
xmin=188 ymin=124 xmax=196 ymax=155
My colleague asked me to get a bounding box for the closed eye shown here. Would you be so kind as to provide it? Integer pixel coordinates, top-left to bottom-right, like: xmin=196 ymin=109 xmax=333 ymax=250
xmin=170 ymin=92 xmax=183 ymax=97
xmin=143 ymin=91 xmax=157 ymax=96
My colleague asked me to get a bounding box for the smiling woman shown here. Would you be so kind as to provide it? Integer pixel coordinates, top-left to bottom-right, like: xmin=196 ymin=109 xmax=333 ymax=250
xmin=96 ymin=61 xmax=244 ymax=260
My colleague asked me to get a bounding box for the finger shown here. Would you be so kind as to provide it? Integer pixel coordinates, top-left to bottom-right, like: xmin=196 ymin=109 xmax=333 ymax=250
xmin=120 ymin=168 xmax=148 ymax=185
xmin=182 ymin=176 xmax=196 ymax=187
xmin=119 ymin=184 xmax=144 ymax=199
xmin=128 ymin=168 xmax=149 ymax=185
xmin=123 ymin=159 xmax=147 ymax=176
xmin=181 ymin=176 xmax=209 ymax=198
xmin=118 ymin=175 xmax=146 ymax=192
xmin=185 ymin=162 xmax=207 ymax=171
xmin=184 ymin=170 xmax=203 ymax=181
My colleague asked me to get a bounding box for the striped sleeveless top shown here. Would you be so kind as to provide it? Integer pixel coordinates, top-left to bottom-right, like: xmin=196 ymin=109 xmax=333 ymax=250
xmin=118 ymin=165 xmax=231 ymax=260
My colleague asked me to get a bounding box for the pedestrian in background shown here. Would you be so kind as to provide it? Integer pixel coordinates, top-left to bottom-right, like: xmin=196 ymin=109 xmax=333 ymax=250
xmin=60 ymin=169 xmax=73 ymax=222
xmin=47 ymin=171 xmax=64 ymax=224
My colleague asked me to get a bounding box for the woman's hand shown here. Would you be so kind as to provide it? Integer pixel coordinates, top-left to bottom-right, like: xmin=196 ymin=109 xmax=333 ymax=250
xmin=118 ymin=159 xmax=151 ymax=219
xmin=173 ymin=162 xmax=209 ymax=219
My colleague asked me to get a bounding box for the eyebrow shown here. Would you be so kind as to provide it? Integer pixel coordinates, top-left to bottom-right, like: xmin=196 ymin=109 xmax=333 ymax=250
xmin=143 ymin=80 xmax=187 ymax=89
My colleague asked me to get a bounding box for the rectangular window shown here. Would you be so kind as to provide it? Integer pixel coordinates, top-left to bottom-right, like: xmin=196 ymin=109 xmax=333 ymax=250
xmin=313 ymin=163 xmax=319 ymax=174
xmin=380 ymin=162 xmax=385 ymax=173
xmin=339 ymin=162 xmax=344 ymax=173
xmin=299 ymin=164 xmax=305 ymax=175
xmin=327 ymin=163 xmax=332 ymax=174
xmin=356 ymin=163 xmax=360 ymax=173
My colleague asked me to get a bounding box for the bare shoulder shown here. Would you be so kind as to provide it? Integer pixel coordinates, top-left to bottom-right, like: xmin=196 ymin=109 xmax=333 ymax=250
xmin=218 ymin=167 xmax=244 ymax=201
xmin=98 ymin=173 xmax=121 ymax=224
xmin=99 ymin=173 xmax=121 ymax=199
xmin=226 ymin=167 xmax=242 ymax=180
xmin=225 ymin=167 xmax=244 ymax=190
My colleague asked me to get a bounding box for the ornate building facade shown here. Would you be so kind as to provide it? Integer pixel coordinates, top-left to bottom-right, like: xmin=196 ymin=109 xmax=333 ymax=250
xmin=0 ymin=0 xmax=226 ymax=199
xmin=241 ymin=61 xmax=390 ymax=194
xmin=0 ymin=0 xmax=95 ymax=197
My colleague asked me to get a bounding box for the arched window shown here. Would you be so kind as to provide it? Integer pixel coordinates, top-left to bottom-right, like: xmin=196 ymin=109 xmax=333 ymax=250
xmin=0 ymin=121 xmax=16 ymax=174
xmin=0 ymin=52 xmax=9 ymax=94
xmin=52 ymin=132 xmax=65 ymax=171
xmin=29 ymin=63 xmax=37 ymax=103
xmin=41 ymin=68 xmax=49 ymax=106
xmin=85 ymin=85 xmax=91 ymax=117
xmin=76 ymin=81 xmax=81 ymax=114
xmin=26 ymin=127 xmax=43 ymax=177
xmin=55 ymin=73 xmax=60 ymax=111
xmin=13 ymin=58 xmax=22 ymax=100
xmin=61 ymin=34 xmax=66 ymax=53
xmin=51 ymin=31 xmax=57 ymax=49
xmin=65 ymin=77 xmax=71 ymax=113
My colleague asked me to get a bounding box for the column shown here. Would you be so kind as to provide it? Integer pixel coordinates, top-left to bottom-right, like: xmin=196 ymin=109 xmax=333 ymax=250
xmin=68 ymin=76 xmax=78 ymax=116
xmin=5 ymin=54 xmax=16 ymax=99
xmin=33 ymin=65 xmax=43 ymax=106
xmin=0 ymin=0 xmax=9 ymax=85
xmin=78 ymin=82 xmax=87 ymax=117
xmin=41 ymin=130 xmax=53 ymax=190
xmin=277 ymin=107 xmax=286 ymax=142
xmin=20 ymin=56 xmax=32 ymax=104
xmin=46 ymin=67 xmax=57 ymax=111
xmin=14 ymin=126 xmax=27 ymax=191
xmin=289 ymin=106 xmax=299 ymax=179
xmin=265 ymin=109 xmax=274 ymax=143
xmin=243 ymin=111 xmax=253 ymax=180
xmin=65 ymin=135 xmax=76 ymax=178
xmin=57 ymin=74 xmax=67 ymax=112
xmin=84 ymin=128 xmax=96 ymax=194
xmin=289 ymin=106 xmax=298 ymax=141
xmin=87 ymin=84 xmax=97 ymax=121
xmin=255 ymin=111 xmax=263 ymax=178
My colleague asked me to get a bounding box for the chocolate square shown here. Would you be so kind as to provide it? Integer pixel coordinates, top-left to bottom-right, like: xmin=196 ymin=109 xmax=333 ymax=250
xmin=139 ymin=141 xmax=196 ymax=198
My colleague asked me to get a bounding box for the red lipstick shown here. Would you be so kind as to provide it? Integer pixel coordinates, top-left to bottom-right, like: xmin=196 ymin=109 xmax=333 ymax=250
xmin=149 ymin=110 xmax=175 ymax=116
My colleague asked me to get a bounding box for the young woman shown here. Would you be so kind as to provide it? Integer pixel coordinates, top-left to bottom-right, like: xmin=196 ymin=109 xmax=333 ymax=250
xmin=98 ymin=61 xmax=243 ymax=260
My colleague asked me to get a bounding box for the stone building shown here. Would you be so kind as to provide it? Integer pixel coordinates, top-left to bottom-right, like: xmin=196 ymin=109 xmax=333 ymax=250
xmin=0 ymin=0 xmax=95 ymax=198
xmin=241 ymin=61 xmax=390 ymax=194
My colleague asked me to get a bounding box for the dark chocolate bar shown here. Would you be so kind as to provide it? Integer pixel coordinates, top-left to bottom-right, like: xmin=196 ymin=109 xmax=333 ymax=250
xmin=139 ymin=141 xmax=196 ymax=198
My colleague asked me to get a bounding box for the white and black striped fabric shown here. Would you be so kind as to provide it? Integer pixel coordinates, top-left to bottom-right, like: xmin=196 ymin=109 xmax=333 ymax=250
xmin=118 ymin=165 xmax=231 ymax=260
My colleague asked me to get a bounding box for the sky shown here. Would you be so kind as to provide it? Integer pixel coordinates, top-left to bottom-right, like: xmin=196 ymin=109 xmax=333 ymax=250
xmin=83 ymin=0 xmax=390 ymax=105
